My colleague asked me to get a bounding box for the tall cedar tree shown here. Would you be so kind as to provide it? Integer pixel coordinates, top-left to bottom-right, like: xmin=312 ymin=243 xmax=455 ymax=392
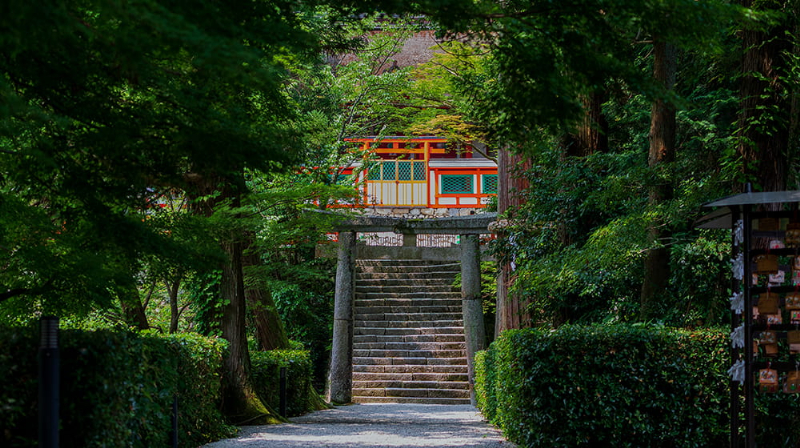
xmin=641 ymin=41 xmax=678 ymax=321
xmin=737 ymin=0 xmax=797 ymax=193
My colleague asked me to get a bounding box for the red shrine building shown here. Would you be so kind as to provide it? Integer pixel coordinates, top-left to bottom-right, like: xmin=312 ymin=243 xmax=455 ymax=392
xmin=337 ymin=136 xmax=498 ymax=218
xmin=325 ymin=28 xmax=499 ymax=218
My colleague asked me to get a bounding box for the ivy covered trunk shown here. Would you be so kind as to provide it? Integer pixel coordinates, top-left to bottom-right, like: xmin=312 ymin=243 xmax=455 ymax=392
xmin=641 ymin=41 xmax=677 ymax=321
xmin=554 ymin=90 xmax=608 ymax=326
xmin=737 ymin=0 xmax=794 ymax=193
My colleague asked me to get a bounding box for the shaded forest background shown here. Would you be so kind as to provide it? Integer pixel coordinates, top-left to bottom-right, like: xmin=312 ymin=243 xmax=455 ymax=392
xmin=1 ymin=0 xmax=798 ymax=425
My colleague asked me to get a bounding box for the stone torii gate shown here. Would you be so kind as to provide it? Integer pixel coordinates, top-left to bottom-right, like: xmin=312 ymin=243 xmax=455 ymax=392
xmin=326 ymin=213 xmax=497 ymax=404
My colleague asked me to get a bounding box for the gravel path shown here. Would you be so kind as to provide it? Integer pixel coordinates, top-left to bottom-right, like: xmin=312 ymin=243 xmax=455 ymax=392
xmin=202 ymin=404 xmax=515 ymax=448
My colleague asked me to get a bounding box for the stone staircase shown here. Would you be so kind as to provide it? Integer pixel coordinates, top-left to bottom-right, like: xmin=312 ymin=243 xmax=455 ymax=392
xmin=352 ymin=259 xmax=470 ymax=404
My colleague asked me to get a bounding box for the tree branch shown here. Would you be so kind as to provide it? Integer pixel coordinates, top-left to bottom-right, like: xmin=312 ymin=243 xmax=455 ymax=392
xmin=0 ymin=288 xmax=32 ymax=303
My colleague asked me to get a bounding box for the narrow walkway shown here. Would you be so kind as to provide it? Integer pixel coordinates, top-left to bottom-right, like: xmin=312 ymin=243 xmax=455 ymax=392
xmin=203 ymin=404 xmax=515 ymax=448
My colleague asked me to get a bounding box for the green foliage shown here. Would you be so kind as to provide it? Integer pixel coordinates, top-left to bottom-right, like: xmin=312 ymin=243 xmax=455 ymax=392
xmin=188 ymin=271 xmax=224 ymax=337
xmin=0 ymin=0 xmax=337 ymax=319
xmin=403 ymin=41 xmax=494 ymax=146
xmin=473 ymin=349 xmax=497 ymax=423
xmin=0 ymin=324 xmax=232 ymax=448
xmin=493 ymin=32 xmax=744 ymax=326
xmin=268 ymin=278 xmax=335 ymax=390
xmin=667 ymin=232 xmax=732 ymax=326
xmin=754 ymin=389 xmax=800 ymax=446
xmin=475 ymin=326 xmax=729 ymax=447
xmin=425 ymin=0 xmax=749 ymax=143
xmin=250 ymin=349 xmax=316 ymax=417
xmin=283 ymin=12 xmax=420 ymax=186
xmin=0 ymin=326 xmax=37 ymax=446
xmin=243 ymin=169 xmax=342 ymax=387
xmin=479 ymin=261 xmax=498 ymax=322
xmin=158 ymin=332 xmax=232 ymax=444
xmin=270 ymin=281 xmax=333 ymax=346
xmin=475 ymin=325 xmax=800 ymax=447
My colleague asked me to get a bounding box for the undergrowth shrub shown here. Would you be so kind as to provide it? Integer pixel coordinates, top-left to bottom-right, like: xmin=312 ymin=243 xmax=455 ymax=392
xmin=163 ymin=332 xmax=233 ymax=444
xmin=474 ymin=349 xmax=497 ymax=422
xmin=475 ymin=325 xmax=733 ymax=447
xmin=0 ymin=324 xmax=233 ymax=447
xmin=251 ymin=349 xmax=314 ymax=417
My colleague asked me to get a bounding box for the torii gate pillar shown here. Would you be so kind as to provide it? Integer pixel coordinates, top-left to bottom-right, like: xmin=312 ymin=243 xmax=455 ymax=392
xmin=460 ymin=234 xmax=486 ymax=405
xmin=327 ymin=231 xmax=356 ymax=404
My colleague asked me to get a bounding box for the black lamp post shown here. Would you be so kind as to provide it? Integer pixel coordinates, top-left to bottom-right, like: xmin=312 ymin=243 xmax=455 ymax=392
xmin=39 ymin=315 xmax=60 ymax=448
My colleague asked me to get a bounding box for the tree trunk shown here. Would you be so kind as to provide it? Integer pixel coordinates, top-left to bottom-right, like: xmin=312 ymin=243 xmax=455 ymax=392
xmin=120 ymin=284 xmax=150 ymax=331
xmin=187 ymin=172 xmax=281 ymax=424
xmin=573 ymin=91 xmax=609 ymax=158
xmin=166 ymin=275 xmax=181 ymax=334
xmin=218 ymin=234 xmax=274 ymax=423
xmin=737 ymin=0 xmax=793 ymax=193
xmin=495 ymin=148 xmax=531 ymax=336
xmin=243 ymin=233 xmax=291 ymax=351
xmin=640 ymin=41 xmax=677 ymax=321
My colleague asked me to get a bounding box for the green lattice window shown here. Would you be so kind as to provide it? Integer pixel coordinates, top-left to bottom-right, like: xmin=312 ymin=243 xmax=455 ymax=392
xmin=481 ymin=174 xmax=498 ymax=193
xmin=382 ymin=161 xmax=396 ymax=180
xmin=441 ymin=175 xmax=474 ymax=194
xmin=367 ymin=163 xmax=381 ymax=180
xmin=398 ymin=161 xmax=412 ymax=181
xmin=413 ymin=162 xmax=426 ymax=180
xmin=367 ymin=161 xmax=427 ymax=182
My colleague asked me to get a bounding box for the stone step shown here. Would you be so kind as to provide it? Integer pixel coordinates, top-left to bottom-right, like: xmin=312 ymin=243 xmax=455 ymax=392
xmin=351 ymin=259 xmax=469 ymax=406
xmin=356 ymin=271 xmax=458 ymax=281
xmin=353 ymin=357 xmax=467 ymax=366
xmin=356 ymin=292 xmax=462 ymax=301
xmin=353 ymin=372 xmax=469 ymax=382
xmin=353 ymin=387 xmax=470 ymax=399
xmin=355 ymin=327 xmax=464 ymax=336
xmin=353 ymin=364 xmax=468 ymax=374
xmin=351 ymin=396 xmax=472 ymax=405
xmin=353 ymin=341 xmax=465 ymax=351
xmin=357 ymin=265 xmax=460 ymax=274
xmin=354 ymin=334 xmax=465 ymax=343
xmin=353 ymin=380 xmax=469 ymax=390
xmin=354 ymin=320 xmax=464 ymax=329
xmin=352 ymin=305 xmax=462 ymax=314
xmin=354 ymin=312 xmax=463 ymax=322
xmin=356 ymin=276 xmax=455 ymax=287
xmin=355 ymin=298 xmax=462 ymax=308
xmin=353 ymin=349 xmax=466 ymax=358
xmin=357 ymin=267 xmax=458 ymax=276
xmin=355 ymin=285 xmax=458 ymax=294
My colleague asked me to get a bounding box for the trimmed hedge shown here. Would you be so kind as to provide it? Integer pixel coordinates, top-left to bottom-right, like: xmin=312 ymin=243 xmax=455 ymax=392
xmin=0 ymin=325 xmax=234 ymax=447
xmin=251 ymin=349 xmax=315 ymax=417
xmin=476 ymin=325 xmax=734 ymax=447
